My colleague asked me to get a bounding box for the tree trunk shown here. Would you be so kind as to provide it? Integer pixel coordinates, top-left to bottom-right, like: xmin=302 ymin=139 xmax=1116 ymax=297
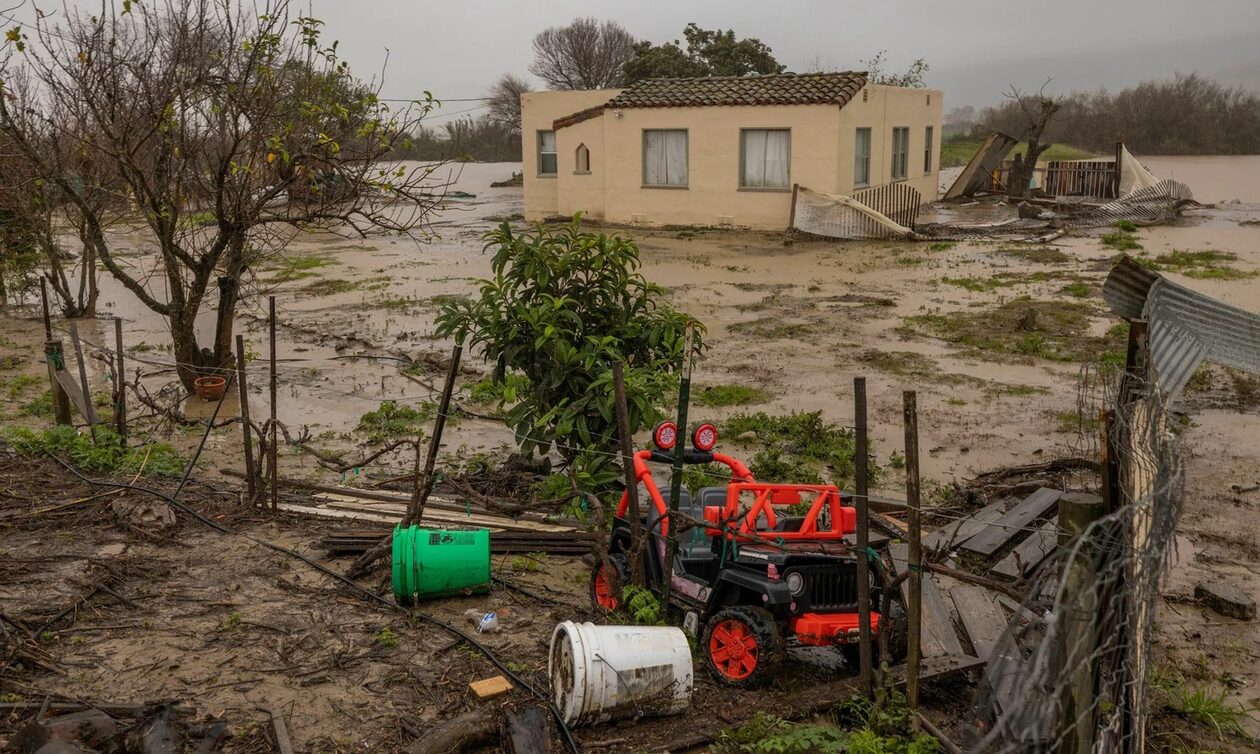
xmin=211 ymin=234 xmax=247 ymax=375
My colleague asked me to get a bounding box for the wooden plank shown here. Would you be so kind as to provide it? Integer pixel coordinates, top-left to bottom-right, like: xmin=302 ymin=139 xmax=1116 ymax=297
xmin=315 ymin=496 xmax=575 ymax=533
xmin=990 ymin=520 xmax=1058 ymax=580
xmin=886 ymin=653 xmax=985 ymax=685
xmin=268 ymin=708 xmax=295 ymax=754
xmin=922 ymin=502 xmax=1006 ymax=552
xmin=888 ymin=543 xmax=965 ymax=658
xmin=961 ymin=488 xmax=1061 ymax=557
xmin=950 ymin=586 xmax=1009 ymax=662
xmin=469 ymin=675 xmax=512 ymax=700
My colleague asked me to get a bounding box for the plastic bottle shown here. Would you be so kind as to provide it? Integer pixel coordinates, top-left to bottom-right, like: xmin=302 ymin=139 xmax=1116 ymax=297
xmin=463 ymin=608 xmax=502 ymax=633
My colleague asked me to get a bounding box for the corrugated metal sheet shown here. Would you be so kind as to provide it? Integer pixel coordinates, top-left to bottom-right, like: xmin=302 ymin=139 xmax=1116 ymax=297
xmin=1103 ymin=256 xmax=1260 ymax=396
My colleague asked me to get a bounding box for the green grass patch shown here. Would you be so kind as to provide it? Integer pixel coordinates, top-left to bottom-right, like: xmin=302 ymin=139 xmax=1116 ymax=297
xmin=1111 ymin=219 xmax=1138 ymax=232
xmin=856 ymin=349 xmax=940 ymax=379
xmin=3 ymin=373 xmax=41 ymax=399
xmin=1151 ymin=250 xmax=1257 ymax=280
xmin=899 ymin=297 xmax=1116 ymax=363
xmin=301 ymin=279 xmax=360 ymax=296
xmin=926 ymin=241 xmax=955 ymax=252
xmin=940 ymin=136 xmax=1094 ymax=168
xmin=355 ymin=400 xmax=435 ymax=443
xmin=716 ymin=691 xmax=938 ymax=754
xmin=692 ymin=384 xmax=770 ymax=408
xmin=1061 ymin=282 xmax=1092 ymax=298
xmin=4 ymin=425 xmax=184 ymax=477
xmin=266 ymin=255 xmax=340 ymax=282
xmin=1049 ymin=409 xmax=1089 ymax=434
xmin=1101 ymin=230 xmax=1143 ymax=251
xmin=466 ymin=373 xmax=529 ymax=406
xmin=1152 ymin=670 xmax=1252 ymax=740
xmin=723 ymin=410 xmax=873 ymax=487
xmin=20 ymin=390 xmax=54 ymax=417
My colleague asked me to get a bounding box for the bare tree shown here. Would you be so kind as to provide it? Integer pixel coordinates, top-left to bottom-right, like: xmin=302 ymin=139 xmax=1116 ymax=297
xmin=486 ymin=73 xmax=531 ymax=132
xmin=862 ymin=50 xmax=930 ymax=88
xmin=0 ymin=0 xmax=450 ymax=390
xmin=1002 ymin=82 xmax=1062 ymax=198
xmin=530 ymin=18 xmax=634 ymax=90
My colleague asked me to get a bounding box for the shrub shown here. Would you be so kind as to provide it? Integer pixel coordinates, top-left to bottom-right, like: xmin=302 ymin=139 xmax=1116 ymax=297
xmin=4 ymin=425 xmax=184 ymax=477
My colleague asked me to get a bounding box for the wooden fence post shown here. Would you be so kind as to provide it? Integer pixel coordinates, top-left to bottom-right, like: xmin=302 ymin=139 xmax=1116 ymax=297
xmin=660 ymin=322 xmax=695 ymax=618
xmin=235 ymin=334 xmax=257 ymax=504
xmin=40 ymin=280 xmax=72 ymax=427
xmin=268 ymin=296 xmax=278 ymax=512
xmin=114 ymin=318 xmax=127 ymax=441
xmin=854 ymin=376 xmax=873 ymax=698
xmin=1055 ymin=493 xmax=1107 ymax=754
xmin=68 ymin=322 xmax=99 ymax=440
xmin=903 ymin=390 xmax=923 ymax=720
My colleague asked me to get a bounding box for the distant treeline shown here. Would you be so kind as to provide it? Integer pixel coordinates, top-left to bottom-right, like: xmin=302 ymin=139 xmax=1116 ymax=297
xmin=965 ymin=74 xmax=1260 ymax=155
xmin=395 ymin=115 xmax=521 ymax=162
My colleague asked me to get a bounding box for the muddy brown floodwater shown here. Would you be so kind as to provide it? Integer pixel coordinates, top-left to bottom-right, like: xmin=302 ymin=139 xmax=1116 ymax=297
xmin=2 ymin=156 xmax=1259 ymax=746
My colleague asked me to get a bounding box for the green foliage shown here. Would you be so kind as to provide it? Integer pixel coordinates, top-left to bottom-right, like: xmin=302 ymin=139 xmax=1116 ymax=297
xmin=436 ymin=219 xmax=702 ymax=466
xmin=1101 ymin=230 xmax=1143 ymax=251
xmin=19 ymin=391 xmax=54 ymax=417
xmin=863 ymin=50 xmax=929 ymax=88
xmin=899 ymin=298 xmax=1113 ymax=363
xmin=926 ymin=241 xmax=955 ymax=252
xmin=692 ymin=383 xmax=770 ymax=408
xmin=5 ymin=373 xmax=40 ymax=398
xmin=1150 ymin=249 xmax=1258 ymax=280
xmin=218 ymin=611 xmax=243 ymax=632
xmin=372 ymin=626 xmax=398 ymax=648
xmin=4 ymin=425 xmax=184 ymax=477
xmin=682 ymin=463 xmax=729 ymax=494
xmin=467 ymin=373 xmax=530 ymax=406
xmin=1154 ymin=674 xmax=1252 ymax=740
xmin=717 ymin=691 xmax=940 ymax=753
xmin=625 ymin=23 xmax=785 ymax=83
xmin=1111 ymin=219 xmax=1138 ymax=232
xmin=725 ymin=411 xmax=873 ymax=487
xmin=355 ymin=401 xmax=432 ymax=443
xmin=1061 ymin=282 xmax=1092 ymax=298
xmin=622 ymin=585 xmax=664 ymax=625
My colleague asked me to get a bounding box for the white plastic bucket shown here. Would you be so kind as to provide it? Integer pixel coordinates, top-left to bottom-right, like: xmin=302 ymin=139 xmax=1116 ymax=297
xmin=548 ymin=620 xmax=693 ymax=727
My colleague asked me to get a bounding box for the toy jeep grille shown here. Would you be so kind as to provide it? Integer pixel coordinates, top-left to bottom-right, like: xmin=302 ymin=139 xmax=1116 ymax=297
xmin=797 ymin=565 xmax=859 ymax=611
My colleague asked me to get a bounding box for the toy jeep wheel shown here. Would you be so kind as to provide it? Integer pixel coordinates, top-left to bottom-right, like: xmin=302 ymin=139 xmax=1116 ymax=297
xmin=703 ymin=606 xmax=783 ymax=687
xmin=589 ymin=553 xmax=630 ymax=612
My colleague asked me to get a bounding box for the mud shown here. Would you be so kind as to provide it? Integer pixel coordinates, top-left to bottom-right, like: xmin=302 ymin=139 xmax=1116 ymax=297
xmin=3 ymin=156 xmax=1259 ymax=746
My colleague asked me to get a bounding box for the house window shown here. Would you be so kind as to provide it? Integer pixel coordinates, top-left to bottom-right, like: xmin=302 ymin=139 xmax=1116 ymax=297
xmin=854 ymin=128 xmax=871 ymax=187
xmin=891 ymin=127 xmax=909 ymax=181
xmin=924 ymin=126 xmax=933 ymax=174
xmin=575 ymin=143 xmax=590 ymax=173
xmin=538 ymin=130 xmax=557 ymax=176
xmin=740 ymin=129 xmax=790 ymax=189
xmin=643 ymin=130 xmax=688 ymax=187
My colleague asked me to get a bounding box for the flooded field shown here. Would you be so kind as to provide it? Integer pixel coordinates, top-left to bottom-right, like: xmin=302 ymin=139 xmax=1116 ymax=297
xmin=2 ymin=155 xmax=1259 ymax=745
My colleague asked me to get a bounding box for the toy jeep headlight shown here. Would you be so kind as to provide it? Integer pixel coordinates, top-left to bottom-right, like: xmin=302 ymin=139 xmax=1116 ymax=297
xmin=785 ymin=571 xmax=805 ymax=595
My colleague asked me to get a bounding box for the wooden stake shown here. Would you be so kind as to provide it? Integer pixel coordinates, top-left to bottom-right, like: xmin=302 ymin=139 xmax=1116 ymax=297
xmin=660 ymin=322 xmax=695 ymax=618
xmin=404 ymin=343 xmax=462 ymax=526
xmin=68 ymin=322 xmax=98 ymax=440
xmin=1055 ymin=493 xmax=1107 ymax=754
xmin=854 ymin=376 xmax=873 ymax=698
xmin=268 ymin=296 xmax=278 ymax=513
xmin=235 ymin=334 xmax=258 ymax=504
xmin=613 ymin=361 xmax=644 ymax=586
xmin=40 ymin=279 xmax=72 ymax=427
xmin=113 ymin=318 xmax=127 ymax=441
xmin=903 ymin=390 xmax=922 ymax=719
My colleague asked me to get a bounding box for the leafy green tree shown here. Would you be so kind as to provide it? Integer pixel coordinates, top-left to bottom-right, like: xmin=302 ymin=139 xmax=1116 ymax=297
xmin=435 ymin=219 xmax=703 ymax=471
xmin=625 ymin=23 xmax=785 ymax=83
xmin=862 ymin=50 xmax=930 ymax=88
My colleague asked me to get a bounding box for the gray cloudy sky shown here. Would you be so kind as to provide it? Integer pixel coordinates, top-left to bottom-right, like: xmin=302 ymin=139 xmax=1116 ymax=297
xmin=12 ymin=1 xmax=1260 ymax=114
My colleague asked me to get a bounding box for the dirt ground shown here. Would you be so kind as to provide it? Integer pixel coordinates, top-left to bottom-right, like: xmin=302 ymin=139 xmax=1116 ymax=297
xmin=2 ymin=158 xmax=1259 ymax=750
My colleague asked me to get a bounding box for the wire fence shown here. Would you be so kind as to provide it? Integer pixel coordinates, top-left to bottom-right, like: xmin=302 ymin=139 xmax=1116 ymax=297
xmin=976 ymin=368 xmax=1183 ymax=753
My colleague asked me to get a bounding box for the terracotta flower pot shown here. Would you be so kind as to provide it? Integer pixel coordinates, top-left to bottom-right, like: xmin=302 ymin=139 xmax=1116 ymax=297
xmin=193 ymin=375 xmax=227 ymax=401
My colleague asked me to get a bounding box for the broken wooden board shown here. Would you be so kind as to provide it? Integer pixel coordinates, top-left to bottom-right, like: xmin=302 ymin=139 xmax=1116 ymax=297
xmin=314 ymin=495 xmax=575 ymax=533
xmin=886 ymin=652 xmax=985 ymax=685
xmin=923 ymin=502 xmax=1005 ymax=552
xmin=950 ymin=586 xmax=1010 ymax=662
xmin=961 ymin=488 xmax=1061 ymax=557
xmin=888 ymin=543 xmax=966 ymax=658
xmin=990 ymin=520 xmax=1059 ymax=580
xmin=469 ymin=675 xmax=513 ymax=700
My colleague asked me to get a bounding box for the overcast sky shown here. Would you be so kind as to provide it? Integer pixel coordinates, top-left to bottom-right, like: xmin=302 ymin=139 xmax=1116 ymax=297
xmin=11 ymin=1 xmax=1260 ymax=115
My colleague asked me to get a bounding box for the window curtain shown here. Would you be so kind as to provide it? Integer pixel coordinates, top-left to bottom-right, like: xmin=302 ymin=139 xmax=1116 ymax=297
xmin=742 ymin=130 xmax=789 ymax=188
xmin=645 ymin=130 xmax=687 ymax=186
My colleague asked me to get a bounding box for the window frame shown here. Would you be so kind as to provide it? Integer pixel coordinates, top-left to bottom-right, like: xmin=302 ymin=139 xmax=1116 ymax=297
xmin=537 ymin=130 xmax=557 ymax=177
xmin=574 ymin=143 xmax=590 ymax=174
xmin=923 ymin=126 xmax=933 ymax=174
xmin=641 ymin=129 xmax=689 ymax=189
xmin=738 ymin=127 xmax=792 ymax=191
xmin=891 ymin=126 xmax=910 ymax=181
xmin=854 ymin=127 xmax=872 ymax=188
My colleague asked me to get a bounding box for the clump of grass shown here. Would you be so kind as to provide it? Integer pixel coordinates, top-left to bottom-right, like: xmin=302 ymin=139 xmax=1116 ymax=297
xmin=724 ymin=411 xmax=874 ymax=487
xmin=4 ymin=425 xmax=184 ymax=476
xmin=898 ymin=298 xmax=1114 ymax=363
xmin=998 ymin=246 xmax=1070 ymax=264
xmin=1227 ymin=367 xmax=1260 ymax=410
xmin=692 ymin=383 xmax=770 ymax=408
xmin=926 ymin=241 xmax=955 ymax=252
xmin=941 ymin=275 xmax=1003 ymax=292
xmin=509 ymin=553 xmax=545 ymax=572
xmin=1101 ymin=230 xmax=1143 ymax=251
xmin=1154 ymin=672 xmax=1252 ymax=740
xmin=1152 ymin=249 xmax=1257 ymax=280
xmin=729 ymin=318 xmax=815 ymax=340
xmin=1111 ymin=219 xmax=1138 ymax=232
xmin=372 ymin=627 xmax=398 ymax=648
xmin=355 ymin=401 xmax=435 ymax=443
xmin=1061 ymin=282 xmax=1092 ymax=298
xmin=301 ymin=279 xmax=360 ymax=296
xmin=1049 ymin=409 xmax=1088 ymax=434
xmin=4 ymin=373 xmax=41 ymax=399
xmin=857 ymin=349 xmax=939 ymax=379
xmin=20 ymin=390 xmax=54 ymax=417
xmin=466 ymin=374 xmax=529 ymax=406
xmin=267 ymin=254 xmax=339 ymax=282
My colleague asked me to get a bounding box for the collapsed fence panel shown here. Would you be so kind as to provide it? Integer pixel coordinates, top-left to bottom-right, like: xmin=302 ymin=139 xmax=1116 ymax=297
xmin=790 ymin=184 xmax=920 ymax=240
xmin=943 ymin=131 xmax=1018 ymax=200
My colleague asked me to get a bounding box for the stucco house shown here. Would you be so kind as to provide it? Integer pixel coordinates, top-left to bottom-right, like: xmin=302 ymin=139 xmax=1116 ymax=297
xmin=522 ymin=71 xmax=942 ymax=229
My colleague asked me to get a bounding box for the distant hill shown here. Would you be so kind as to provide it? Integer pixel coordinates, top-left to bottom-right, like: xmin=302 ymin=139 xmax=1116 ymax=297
xmin=932 ymin=32 xmax=1260 ymax=109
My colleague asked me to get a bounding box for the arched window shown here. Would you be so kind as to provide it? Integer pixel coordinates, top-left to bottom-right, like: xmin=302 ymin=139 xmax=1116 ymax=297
xmin=575 ymin=143 xmax=590 ymax=173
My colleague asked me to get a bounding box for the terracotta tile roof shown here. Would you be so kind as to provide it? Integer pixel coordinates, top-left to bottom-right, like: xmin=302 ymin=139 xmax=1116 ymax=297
xmin=604 ymin=71 xmax=868 ymax=109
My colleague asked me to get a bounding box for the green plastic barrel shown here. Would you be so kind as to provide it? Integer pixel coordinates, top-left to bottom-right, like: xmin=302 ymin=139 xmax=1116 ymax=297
xmin=391 ymin=526 xmax=491 ymax=605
